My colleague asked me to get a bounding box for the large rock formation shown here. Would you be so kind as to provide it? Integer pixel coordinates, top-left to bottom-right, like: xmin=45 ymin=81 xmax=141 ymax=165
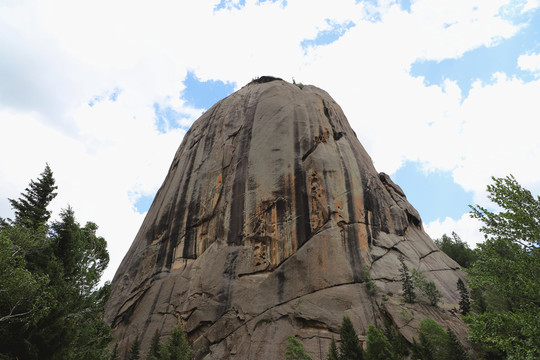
xmin=104 ymin=77 xmax=468 ymax=359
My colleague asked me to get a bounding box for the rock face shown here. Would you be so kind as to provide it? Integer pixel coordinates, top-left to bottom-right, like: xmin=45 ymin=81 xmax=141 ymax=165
xmin=104 ymin=77 xmax=468 ymax=359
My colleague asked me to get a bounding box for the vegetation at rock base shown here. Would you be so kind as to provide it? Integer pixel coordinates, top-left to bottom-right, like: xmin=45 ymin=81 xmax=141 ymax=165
xmin=383 ymin=319 xmax=409 ymax=359
xmin=365 ymin=324 xmax=394 ymax=360
xmin=326 ymin=337 xmax=339 ymax=360
xmin=339 ymin=316 xmax=364 ymax=360
xmin=285 ymin=335 xmax=311 ymax=360
xmin=466 ymin=175 xmax=540 ymax=359
xmin=434 ymin=232 xmax=476 ymax=268
xmin=411 ymin=318 xmax=469 ymax=360
xmin=146 ymin=330 xmax=162 ymax=360
xmin=127 ymin=337 xmax=141 ymax=360
xmin=160 ymin=319 xmax=191 ymax=360
xmin=0 ymin=165 xmax=111 ymax=359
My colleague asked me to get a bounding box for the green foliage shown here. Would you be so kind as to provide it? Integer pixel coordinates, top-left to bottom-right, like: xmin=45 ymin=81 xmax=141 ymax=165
xmin=326 ymin=337 xmax=339 ymax=360
xmin=398 ymin=255 xmax=416 ymax=303
xmin=456 ymin=279 xmax=470 ymax=315
xmin=383 ymin=320 xmax=409 ymax=359
xmin=0 ymin=165 xmax=111 ymax=359
xmin=254 ymin=317 xmax=272 ymax=329
xmin=362 ymin=266 xmax=376 ymax=297
xmin=365 ymin=324 xmax=394 ymax=360
xmin=413 ymin=319 xmax=470 ymax=360
xmin=128 ymin=337 xmax=141 ymax=360
xmin=467 ymin=175 xmax=540 ymax=359
xmin=110 ymin=343 xmax=119 ymax=360
xmin=434 ymin=232 xmax=476 ymax=268
xmin=285 ymin=335 xmax=311 ymax=360
xmin=161 ymin=319 xmax=191 ymax=360
xmin=414 ymin=319 xmax=448 ymax=360
xmin=445 ymin=327 xmax=469 ymax=360
xmin=9 ymin=164 xmax=57 ymax=230
xmin=146 ymin=329 xmax=162 ymax=360
xmin=412 ymin=269 xmax=442 ymax=307
xmin=339 ymin=316 xmax=364 ymax=360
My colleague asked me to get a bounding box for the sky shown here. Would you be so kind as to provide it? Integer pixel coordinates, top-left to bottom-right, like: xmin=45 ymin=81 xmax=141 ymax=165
xmin=1 ymin=0 xmax=540 ymax=283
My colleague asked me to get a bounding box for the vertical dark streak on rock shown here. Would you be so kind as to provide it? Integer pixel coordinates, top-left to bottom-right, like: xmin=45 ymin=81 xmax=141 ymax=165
xmin=220 ymin=249 xmax=240 ymax=315
xmin=155 ymin=148 xmax=197 ymax=270
xmin=277 ymin=268 xmax=285 ymax=303
xmin=227 ymin=93 xmax=258 ymax=246
xmin=293 ymin=104 xmax=312 ymax=248
xmin=335 ymin=142 xmax=363 ymax=283
xmin=141 ymin=281 xmax=165 ymax=338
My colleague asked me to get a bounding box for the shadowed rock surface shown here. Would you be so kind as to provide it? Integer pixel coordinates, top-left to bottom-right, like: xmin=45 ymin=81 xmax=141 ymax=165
xmin=104 ymin=78 xmax=469 ymax=359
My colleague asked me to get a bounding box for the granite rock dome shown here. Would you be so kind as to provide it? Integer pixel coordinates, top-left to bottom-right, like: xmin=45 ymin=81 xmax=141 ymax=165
xmin=104 ymin=77 xmax=468 ymax=359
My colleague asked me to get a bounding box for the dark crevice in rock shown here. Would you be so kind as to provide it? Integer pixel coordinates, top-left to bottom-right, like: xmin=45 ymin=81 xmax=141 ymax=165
xmin=419 ymin=249 xmax=440 ymax=260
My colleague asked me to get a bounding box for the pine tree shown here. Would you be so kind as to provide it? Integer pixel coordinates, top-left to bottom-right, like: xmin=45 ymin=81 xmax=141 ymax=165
xmin=110 ymin=343 xmax=119 ymax=360
xmin=365 ymin=324 xmax=394 ymax=360
xmin=339 ymin=316 xmax=363 ymax=360
xmin=285 ymin=335 xmax=311 ymax=360
xmin=9 ymin=164 xmax=57 ymax=230
xmin=383 ymin=320 xmax=409 ymax=359
xmin=326 ymin=337 xmax=338 ymax=360
xmin=127 ymin=337 xmax=141 ymax=360
xmin=399 ymin=255 xmax=416 ymax=303
xmin=456 ymin=279 xmax=470 ymax=315
xmin=161 ymin=319 xmax=191 ymax=360
xmin=146 ymin=329 xmax=162 ymax=360
xmin=445 ymin=328 xmax=469 ymax=360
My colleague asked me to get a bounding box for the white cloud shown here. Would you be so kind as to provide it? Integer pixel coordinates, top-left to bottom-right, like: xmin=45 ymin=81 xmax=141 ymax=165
xmin=518 ymin=52 xmax=540 ymax=75
xmin=1 ymin=0 xmax=538 ymax=281
xmin=425 ymin=213 xmax=484 ymax=249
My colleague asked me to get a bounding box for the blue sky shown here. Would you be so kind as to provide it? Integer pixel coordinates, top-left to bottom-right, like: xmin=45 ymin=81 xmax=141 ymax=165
xmin=2 ymin=0 xmax=540 ymax=281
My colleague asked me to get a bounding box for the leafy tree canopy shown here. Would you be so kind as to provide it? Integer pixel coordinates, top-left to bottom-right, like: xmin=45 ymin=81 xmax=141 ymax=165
xmin=434 ymin=232 xmax=476 ymax=268
xmin=467 ymin=175 xmax=540 ymax=359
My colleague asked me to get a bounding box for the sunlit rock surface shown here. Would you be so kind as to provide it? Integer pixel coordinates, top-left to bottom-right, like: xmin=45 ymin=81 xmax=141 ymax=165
xmin=104 ymin=77 xmax=468 ymax=359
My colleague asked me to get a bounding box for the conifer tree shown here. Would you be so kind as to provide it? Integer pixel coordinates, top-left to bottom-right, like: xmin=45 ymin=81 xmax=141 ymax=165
xmin=9 ymin=164 xmax=57 ymax=230
xmin=365 ymin=324 xmax=394 ymax=360
xmin=383 ymin=320 xmax=409 ymax=359
xmin=285 ymin=335 xmax=311 ymax=360
xmin=412 ymin=269 xmax=442 ymax=307
xmin=146 ymin=329 xmax=162 ymax=360
xmin=161 ymin=319 xmax=191 ymax=360
xmin=127 ymin=337 xmax=141 ymax=360
xmin=398 ymin=255 xmax=415 ymax=303
xmin=445 ymin=327 xmax=469 ymax=360
xmin=456 ymin=279 xmax=470 ymax=315
xmin=339 ymin=316 xmax=363 ymax=360
xmin=326 ymin=337 xmax=338 ymax=360
xmin=110 ymin=343 xmax=119 ymax=360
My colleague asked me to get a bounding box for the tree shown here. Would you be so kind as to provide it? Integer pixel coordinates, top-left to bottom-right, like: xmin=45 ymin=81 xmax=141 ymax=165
xmin=365 ymin=324 xmax=394 ymax=360
xmin=9 ymin=164 xmax=57 ymax=230
xmin=146 ymin=329 xmax=162 ymax=360
xmin=285 ymin=335 xmax=311 ymax=360
xmin=383 ymin=320 xmax=409 ymax=359
xmin=339 ymin=316 xmax=363 ymax=360
xmin=416 ymin=318 xmax=449 ymax=360
xmin=412 ymin=269 xmax=442 ymax=307
xmin=467 ymin=175 xmax=540 ymax=359
xmin=110 ymin=343 xmax=119 ymax=360
xmin=434 ymin=233 xmax=476 ymax=268
xmin=398 ymin=255 xmax=415 ymax=304
xmin=326 ymin=337 xmax=339 ymax=360
xmin=456 ymin=279 xmax=470 ymax=315
xmin=161 ymin=319 xmax=191 ymax=360
xmin=0 ymin=166 xmax=111 ymax=359
xmin=445 ymin=328 xmax=469 ymax=360
xmin=128 ymin=337 xmax=141 ymax=360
